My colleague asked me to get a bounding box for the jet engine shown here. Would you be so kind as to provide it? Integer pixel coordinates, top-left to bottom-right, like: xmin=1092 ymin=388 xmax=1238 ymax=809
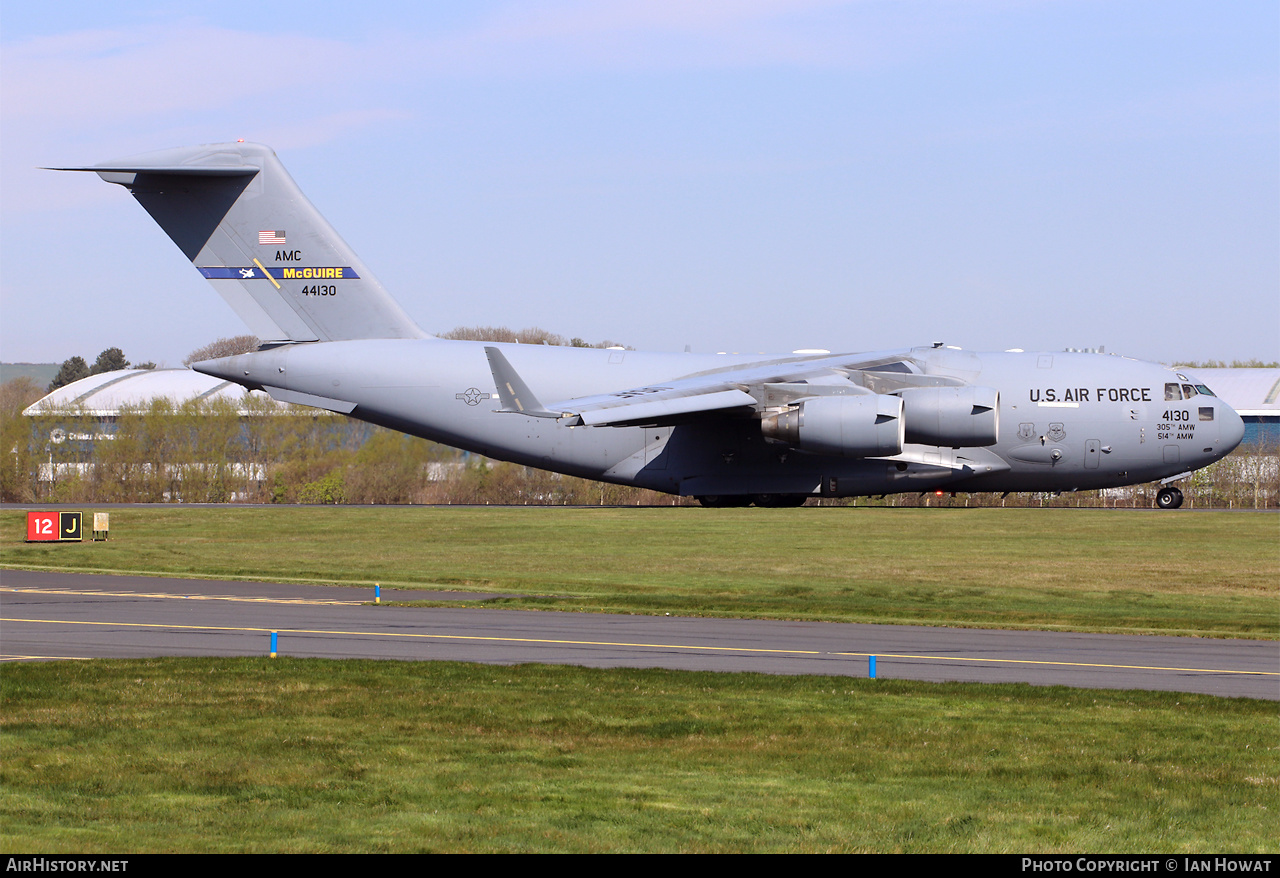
xmin=761 ymin=394 xmax=904 ymax=457
xmin=897 ymin=386 xmax=1000 ymax=447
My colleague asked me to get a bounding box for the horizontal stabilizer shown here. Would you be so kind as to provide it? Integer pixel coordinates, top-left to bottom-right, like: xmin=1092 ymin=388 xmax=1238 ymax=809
xmin=262 ymin=386 xmax=357 ymax=414
xmin=51 ymin=165 xmax=260 ymax=178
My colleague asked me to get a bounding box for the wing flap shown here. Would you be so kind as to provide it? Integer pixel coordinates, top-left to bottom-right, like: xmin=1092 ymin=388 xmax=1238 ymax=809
xmin=577 ymin=388 xmax=757 ymax=426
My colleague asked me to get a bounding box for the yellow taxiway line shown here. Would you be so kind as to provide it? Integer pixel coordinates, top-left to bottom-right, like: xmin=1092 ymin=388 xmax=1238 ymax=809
xmin=3 ymin=616 xmax=1273 ymax=676
xmin=1 ymin=617 xmax=820 ymax=656
xmin=1 ymin=586 xmax=364 ymax=606
xmin=1 ymin=654 xmax=93 ymax=662
xmin=831 ymin=650 xmax=1277 ymax=676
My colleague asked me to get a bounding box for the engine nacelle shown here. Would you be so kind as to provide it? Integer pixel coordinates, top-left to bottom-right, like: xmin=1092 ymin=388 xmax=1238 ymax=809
xmin=898 ymin=386 xmax=1000 ymax=447
xmin=761 ymin=394 xmax=904 ymax=457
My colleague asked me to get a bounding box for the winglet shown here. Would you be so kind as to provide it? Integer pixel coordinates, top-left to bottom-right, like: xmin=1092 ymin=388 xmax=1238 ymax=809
xmin=484 ymin=347 xmax=560 ymax=418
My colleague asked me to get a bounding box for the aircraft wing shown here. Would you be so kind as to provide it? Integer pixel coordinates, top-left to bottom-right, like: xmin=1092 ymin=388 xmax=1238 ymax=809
xmin=538 ymin=350 xmax=945 ymax=427
xmin=485 ymin=345 xmax=971 ymax=428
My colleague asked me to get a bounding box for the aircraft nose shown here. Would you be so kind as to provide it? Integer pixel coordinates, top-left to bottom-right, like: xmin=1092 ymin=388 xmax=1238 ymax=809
xmin=1220 ymin=402 xmax=1246 ymax=454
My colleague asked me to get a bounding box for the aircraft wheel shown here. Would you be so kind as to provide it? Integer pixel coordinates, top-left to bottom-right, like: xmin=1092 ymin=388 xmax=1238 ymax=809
xmin=1156 ymin=487 xmax=1184 ymax=510
xmin=752 ymin=493 xmax=809 ymax=508
xmin=698 ymin=495 xmax=752 ymax=508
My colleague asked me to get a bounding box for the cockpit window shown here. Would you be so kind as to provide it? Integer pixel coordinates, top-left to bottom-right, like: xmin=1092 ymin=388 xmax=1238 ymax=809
xmin=1199 ymin=407 xmax=1214 ymax=421
xmin=1167 ymin=383 xmax=1203 ymax=401
xmin=1165 ymin=382 xmax=1212 ymax=401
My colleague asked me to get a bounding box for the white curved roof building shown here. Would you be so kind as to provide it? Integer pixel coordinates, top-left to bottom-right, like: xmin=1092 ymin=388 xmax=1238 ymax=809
xmin=1183 ymin=368 xmax=1280 ymax=416
xmin=23 ymin=368 xmax=277 ymax=417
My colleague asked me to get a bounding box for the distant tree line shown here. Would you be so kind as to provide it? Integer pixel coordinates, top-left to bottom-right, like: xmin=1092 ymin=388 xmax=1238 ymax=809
xmin=438 ymin=326 xmax=630 ymax=349
xmin=1 ymin=388 xmax=685 ymax=506
xmin=184 ymin=335 xmax=261 ymax=366
xmin=1171 ymin=359 xmax=1280 ymax=369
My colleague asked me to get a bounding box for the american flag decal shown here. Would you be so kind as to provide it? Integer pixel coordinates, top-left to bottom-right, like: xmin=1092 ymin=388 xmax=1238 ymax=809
xmin=258 ymin=230 xmax=286 ymax=245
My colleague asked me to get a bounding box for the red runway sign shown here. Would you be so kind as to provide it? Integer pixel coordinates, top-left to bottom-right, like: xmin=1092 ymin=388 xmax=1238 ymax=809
xmin=26 ymin=511 xmax=83 ymax=542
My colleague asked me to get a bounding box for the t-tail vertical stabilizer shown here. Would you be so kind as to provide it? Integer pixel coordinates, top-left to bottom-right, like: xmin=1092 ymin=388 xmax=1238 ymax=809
xmin=52 ymin=142 xmax=425 ymax=344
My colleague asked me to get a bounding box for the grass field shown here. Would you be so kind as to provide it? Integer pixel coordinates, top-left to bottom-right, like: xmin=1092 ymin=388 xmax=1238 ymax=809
xmin=2 ymin=658 xmax=1276 ymax=853
xmin=2 ymin=505 xmax=1276 ymax=852
xmin=2 ymin=506 xmax=1276 ymax=637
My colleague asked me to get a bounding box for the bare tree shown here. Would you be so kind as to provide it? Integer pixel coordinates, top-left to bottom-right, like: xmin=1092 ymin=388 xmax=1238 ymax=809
xmin=438 ymin=325 xmax=565 ymax=345
xmin=1171 ymin=359 xmax=1280 ymax=368
xmin=184 ymin=335 xmax=261 ymax=366
xmin=0 ymin=377 xmax=44 ymax=501
xmin=440 ymin=326 xmax=628 ymax=349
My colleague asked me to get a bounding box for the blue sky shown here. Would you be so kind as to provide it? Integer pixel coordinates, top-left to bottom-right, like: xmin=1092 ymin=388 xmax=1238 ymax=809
xmin=2 ymin=0 xmax=1276 ymax=367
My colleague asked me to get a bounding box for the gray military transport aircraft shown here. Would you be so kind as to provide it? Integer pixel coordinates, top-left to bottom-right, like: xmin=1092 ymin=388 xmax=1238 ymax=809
xmin=56 ymin=142 xmax=1244 ymax=509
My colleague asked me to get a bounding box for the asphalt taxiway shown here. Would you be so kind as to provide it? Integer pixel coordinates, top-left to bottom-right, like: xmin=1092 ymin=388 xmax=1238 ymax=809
xmin=2 ymin=569 xmax=1275 ymax=699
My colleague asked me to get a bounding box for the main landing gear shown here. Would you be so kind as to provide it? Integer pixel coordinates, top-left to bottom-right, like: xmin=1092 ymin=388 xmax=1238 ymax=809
xmin=697 ymin=494 xmax=809 ymax=508
xmin=1155 ymin=486 xmax=1184 ymax=510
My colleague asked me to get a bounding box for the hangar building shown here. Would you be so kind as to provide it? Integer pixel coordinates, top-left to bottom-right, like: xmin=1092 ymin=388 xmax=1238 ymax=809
xmin=24 ymin=367 xmax=271 ymax=417
xmin=21 ymin=369 xmax=284 ymax=494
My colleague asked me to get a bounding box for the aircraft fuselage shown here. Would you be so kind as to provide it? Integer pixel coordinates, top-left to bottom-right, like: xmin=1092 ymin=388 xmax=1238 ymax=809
xmin=200 ymin=339 xmax=1244 ymax=500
